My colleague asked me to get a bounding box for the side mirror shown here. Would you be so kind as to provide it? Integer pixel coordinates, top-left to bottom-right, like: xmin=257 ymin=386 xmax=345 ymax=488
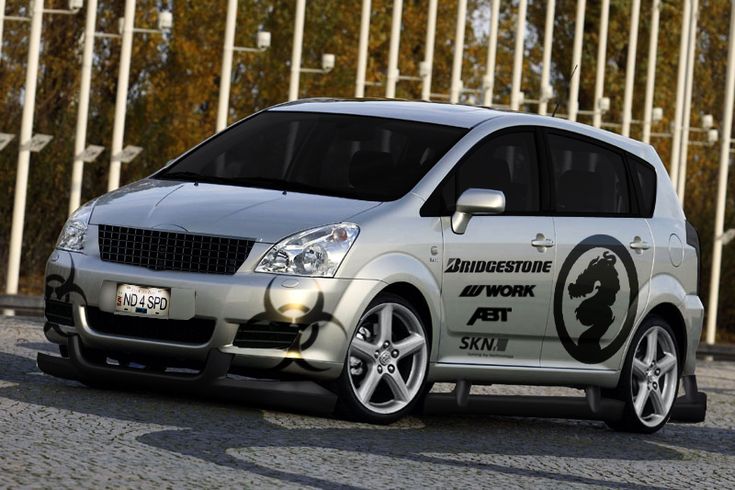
xmin=451 ymin=188 xmax=505 ymax=234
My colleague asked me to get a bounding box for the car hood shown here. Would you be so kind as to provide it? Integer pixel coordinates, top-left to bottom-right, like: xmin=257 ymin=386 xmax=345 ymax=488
xmin=90 ymin=179 xmax=381 ymax=243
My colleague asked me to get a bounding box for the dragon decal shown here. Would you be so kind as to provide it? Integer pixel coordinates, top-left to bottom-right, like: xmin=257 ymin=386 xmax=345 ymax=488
xmin=243 ymin=278 xmax=346 ymax=372
xmin=554 ymin=235 xmax=639 ymax=364
xmin=567 ymin=251 xmax=620 ymax=357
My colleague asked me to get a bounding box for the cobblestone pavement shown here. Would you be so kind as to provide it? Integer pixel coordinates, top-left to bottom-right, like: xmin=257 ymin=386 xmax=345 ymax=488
xmin=1 ymin=315 xmax=734 ymax=489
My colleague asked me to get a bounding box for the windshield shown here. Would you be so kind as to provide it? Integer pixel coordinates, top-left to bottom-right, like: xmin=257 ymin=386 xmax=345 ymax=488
xmin=155 ymin=111 xmax=467 ymax=201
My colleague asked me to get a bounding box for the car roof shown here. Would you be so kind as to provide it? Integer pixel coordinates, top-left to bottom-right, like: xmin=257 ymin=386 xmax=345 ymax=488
xmin=269 ymin=98 xmax=501 ymax=128
xmin=269 ymin=98 xmax=651 ymax=158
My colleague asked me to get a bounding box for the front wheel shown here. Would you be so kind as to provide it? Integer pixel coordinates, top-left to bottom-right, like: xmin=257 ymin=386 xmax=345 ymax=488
xmin=336 ymin=293 xmax=429 ymax=424
xmin=607 ymin=315 xmax=680 ymax=433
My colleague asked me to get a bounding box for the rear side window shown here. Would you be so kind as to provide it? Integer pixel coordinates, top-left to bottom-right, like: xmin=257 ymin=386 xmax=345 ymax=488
xmin=547 ymin=133 xmax=631 ymax=215
xmin=629 ymin=156 xmax=657 ymax=217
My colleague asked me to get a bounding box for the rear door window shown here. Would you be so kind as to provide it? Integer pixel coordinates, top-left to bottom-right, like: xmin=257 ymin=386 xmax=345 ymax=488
xmin=547 ymin=133 xmax=631 ymax=216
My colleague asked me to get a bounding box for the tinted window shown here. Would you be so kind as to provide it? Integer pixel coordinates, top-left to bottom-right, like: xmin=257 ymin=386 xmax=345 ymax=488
xmin=156 ymin=111 xmax=466 ymax=201
xmin=427 ymin=131 xmax=540 ymax=214
xmin=548 ymin=133 xmax=630 ymax=215
xmin=629 ymin=156 xmax=657 ymax=216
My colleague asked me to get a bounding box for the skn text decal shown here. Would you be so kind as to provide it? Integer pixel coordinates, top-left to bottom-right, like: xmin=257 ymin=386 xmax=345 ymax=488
xmin=459 ymin=336 xmax=508 ymax=352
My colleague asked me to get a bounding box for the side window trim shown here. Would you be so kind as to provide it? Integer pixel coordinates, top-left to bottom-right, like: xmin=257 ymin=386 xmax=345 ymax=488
xmin=420 ymin=126 xmax=545 ymax=217
xmin=542 ymin=128 xmax=640 ymax=218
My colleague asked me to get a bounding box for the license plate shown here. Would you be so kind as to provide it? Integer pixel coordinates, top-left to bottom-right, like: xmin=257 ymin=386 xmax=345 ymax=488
xmin=115 ymin=284 xmax=170 ymax=318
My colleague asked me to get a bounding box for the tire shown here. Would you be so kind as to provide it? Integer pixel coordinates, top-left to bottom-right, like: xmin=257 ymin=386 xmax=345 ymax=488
xmin=336 ymin=292 xmax=430 ymax=424
xmin=606 ymin=315 xmax=680 ymax=433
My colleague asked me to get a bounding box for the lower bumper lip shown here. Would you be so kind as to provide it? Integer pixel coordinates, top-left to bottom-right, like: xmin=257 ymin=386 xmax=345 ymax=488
xmin=37 ymin=334 xmax=338 ymax=415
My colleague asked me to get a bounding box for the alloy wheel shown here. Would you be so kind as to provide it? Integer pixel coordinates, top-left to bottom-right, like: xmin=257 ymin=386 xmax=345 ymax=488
xmin=347 ymin=302 xmax=428 ymax=415
xmin=630 ymin=325 xmax=678 ymax=428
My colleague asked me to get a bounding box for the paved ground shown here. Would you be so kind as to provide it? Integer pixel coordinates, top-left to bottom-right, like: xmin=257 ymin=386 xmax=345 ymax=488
xmin=1 ymin=315 xmax=734 ymax=489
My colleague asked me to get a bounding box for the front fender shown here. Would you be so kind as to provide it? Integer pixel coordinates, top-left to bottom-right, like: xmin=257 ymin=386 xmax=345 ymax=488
xmin=340 ymin=252 xmax=443 ymax=362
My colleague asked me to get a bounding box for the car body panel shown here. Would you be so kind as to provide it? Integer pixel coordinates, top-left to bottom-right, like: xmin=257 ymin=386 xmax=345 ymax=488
xmin=438 ymin=215 xmax=556 ymax=367
xmin=539 ymin=217 xmax=654 ymax=370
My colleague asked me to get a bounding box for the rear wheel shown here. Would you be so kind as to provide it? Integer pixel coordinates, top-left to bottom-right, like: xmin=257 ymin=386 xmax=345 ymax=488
xmin=607 ymin=316 xmax=679 ymax=433
xmin=336 ymin=293 xmax=429 ymax=424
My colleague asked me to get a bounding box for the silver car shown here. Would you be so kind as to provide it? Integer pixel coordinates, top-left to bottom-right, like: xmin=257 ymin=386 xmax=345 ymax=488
xmin=40 ymin=99 xmax=706 ymax=432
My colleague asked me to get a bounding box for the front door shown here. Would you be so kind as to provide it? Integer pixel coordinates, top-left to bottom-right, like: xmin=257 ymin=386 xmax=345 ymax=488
xmin=435 ymin=130 xmax=556 ymax=366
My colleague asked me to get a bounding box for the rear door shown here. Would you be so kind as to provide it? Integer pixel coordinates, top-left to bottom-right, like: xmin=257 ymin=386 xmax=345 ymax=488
xmin=435 ymin=129 xmax=556 ymax=367
xmin=540 ymin=131 xmax=654 ymax=370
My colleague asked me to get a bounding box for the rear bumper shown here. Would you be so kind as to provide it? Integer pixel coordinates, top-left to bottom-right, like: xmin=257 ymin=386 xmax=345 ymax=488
xmin=37 ymin=335 xmax=338 ymax=415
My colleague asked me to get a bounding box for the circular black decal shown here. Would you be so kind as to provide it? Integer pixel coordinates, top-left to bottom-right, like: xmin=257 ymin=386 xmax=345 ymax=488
xmin=553 ymin=235 xmax=638 ymax=364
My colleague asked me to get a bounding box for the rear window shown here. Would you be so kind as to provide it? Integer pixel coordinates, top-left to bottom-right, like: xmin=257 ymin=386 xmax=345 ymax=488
xmin=629 ymin=156 xmax=657 ymax=217
xmin=156 ymin=111 xmax=466 ymax=201
xmin=547 ymin=133 xmax=631 ymax=216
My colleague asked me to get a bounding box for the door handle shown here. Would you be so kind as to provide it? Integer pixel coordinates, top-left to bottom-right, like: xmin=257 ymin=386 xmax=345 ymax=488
xmin=531 ymin=236 xmax=555 ymax=248
xmin=629 ymin=237 xmax=651 ymax=251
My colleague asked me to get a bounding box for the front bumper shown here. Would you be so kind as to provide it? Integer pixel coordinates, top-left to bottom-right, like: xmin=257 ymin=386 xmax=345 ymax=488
xmin=38 ymin=335 xmax=337 ymax=414
xmin=45 ymin=248 xmax=383 ymax=380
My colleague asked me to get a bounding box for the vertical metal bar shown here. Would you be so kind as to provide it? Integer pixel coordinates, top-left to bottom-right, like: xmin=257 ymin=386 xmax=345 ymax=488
xmin=449 ymin=0 xmax=467 ymax=104
xmin=567 ymin=0 xmax=586 ymax=121
xmin=288 ymin=0 xmax=306 ymax=101
xmin=385 ymin=0 xmax=403 ymax=98
xmin=355 ymin=0 xmax=371 ymax=98
xmin=510 ymin=0 xmax=527 ymax=110
xmin=420 ymin=0 xmax=437 ymax=101
xmin=592 ymin=0 xmax=609 ymax=128
xmin=670 ymin=0 xmax=692 ymax=187
xmin=482 ymin=0 xmax=500 ymax=107
xmin=706 ymin=0 xmax=735 ymax=345
xmin=107 ymin=0 xmax=136 ymax=191
xmin=621 ymin=0 xmax=641 ymax=137
xmin=538 ymin=0 xmax=555 ymax=115
xmin=677 ymin=0 xmax=698 ymax=201
xmin=642 ymin=0 xmax=661 ymax=144
xmin=5 ymin=0 xmax=43 ymax=298
xmin=0 ymin=0 xmax=6 ymax=60
xmin=216 ymin=0 xmax=237 ymax=131
xmin=68 ymin=0 xmax=98 ymax=215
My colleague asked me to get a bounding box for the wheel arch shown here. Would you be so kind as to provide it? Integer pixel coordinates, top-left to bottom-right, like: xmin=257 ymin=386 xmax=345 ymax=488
xmin=378 ymin=282 xmax=434 ymax=349
xmin=646 ymin=302 xmax=688 ymax=372
xmin=347 ymin=252 xmax=443 ymax=361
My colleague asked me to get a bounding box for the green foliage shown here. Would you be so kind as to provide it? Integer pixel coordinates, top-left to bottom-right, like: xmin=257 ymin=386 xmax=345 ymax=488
xmin=0 ymin=0 xmax=733 ymax=339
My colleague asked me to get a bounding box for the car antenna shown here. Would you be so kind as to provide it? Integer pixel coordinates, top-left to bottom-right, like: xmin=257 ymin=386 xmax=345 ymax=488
xmin=552 ymin=64 xmax=578 ymax=118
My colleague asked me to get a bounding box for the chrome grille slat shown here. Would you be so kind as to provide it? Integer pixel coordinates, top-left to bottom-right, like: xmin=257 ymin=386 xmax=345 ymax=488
xmin=98 ymin=224 xmax=253 ymax=275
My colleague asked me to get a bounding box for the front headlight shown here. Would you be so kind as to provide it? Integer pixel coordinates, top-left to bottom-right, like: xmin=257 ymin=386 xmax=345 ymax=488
xmin=255 ymin=223 xmax=360 ymax=277
xmin=56 ymin=201 xmax=94 ymax=252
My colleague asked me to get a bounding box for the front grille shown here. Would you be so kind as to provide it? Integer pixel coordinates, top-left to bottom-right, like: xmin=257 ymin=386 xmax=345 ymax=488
xmin=85 ymin=307 xmax=216 ymax=344
xmin=45 ymin=299 xmax=74 ymax=326
xmin=234 ymin=321 xmax=301 ymax=349
xmin=98 ymin=224 xmax=254 ymax=275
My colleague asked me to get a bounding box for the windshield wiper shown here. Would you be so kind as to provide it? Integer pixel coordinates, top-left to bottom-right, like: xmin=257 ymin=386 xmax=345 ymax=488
xmin=157 ymin=171 xmax=229 ymax=185
xmin=157 ymin=173 xmax=330 ymax=195
xmin=228 ymin=177 xmax=330 ymax=195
